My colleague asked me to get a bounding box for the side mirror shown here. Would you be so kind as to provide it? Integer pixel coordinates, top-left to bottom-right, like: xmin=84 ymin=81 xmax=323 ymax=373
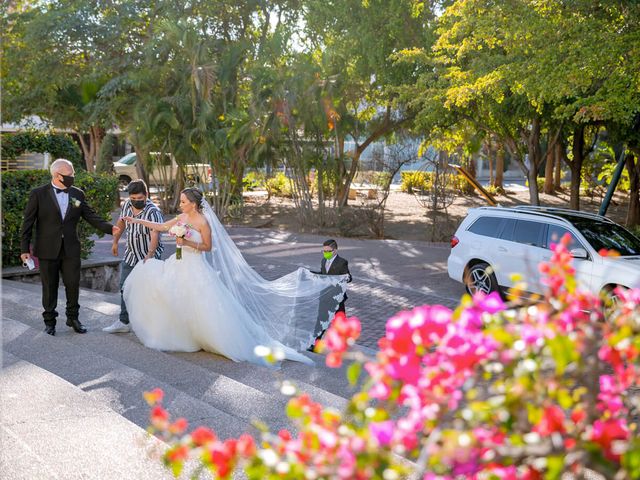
xmin=570 ymin=247 xmax=588 ymax=259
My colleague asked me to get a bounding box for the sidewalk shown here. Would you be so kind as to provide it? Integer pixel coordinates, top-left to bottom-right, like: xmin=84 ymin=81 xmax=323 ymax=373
xmin=92 ymin=225 xmax=464 ymax=348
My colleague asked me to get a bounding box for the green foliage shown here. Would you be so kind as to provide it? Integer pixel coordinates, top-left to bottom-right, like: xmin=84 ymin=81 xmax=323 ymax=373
xmin=265 ymin=172 xmax=293 ymax=198
xmin=242 ymin=171 xmax=266 ymax=191
xmin=2 ymin=170 xmax=118 ymax=267
xmin=400 ymin=171 xmax=431 ymax=193
xmin=597 ymin=162 xmax=631 ymax=193
xmin=401 ymin=170 xmax=470 ymax=194
xmin=1 ymin=132 xmax=83 ymax=171
xmin=96 ymin=134 xmax=115 ymax=174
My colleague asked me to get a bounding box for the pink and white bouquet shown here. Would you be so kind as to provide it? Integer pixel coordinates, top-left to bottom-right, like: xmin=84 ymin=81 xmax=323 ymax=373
xmin=169 ymin=221 xmax=192 ymax=260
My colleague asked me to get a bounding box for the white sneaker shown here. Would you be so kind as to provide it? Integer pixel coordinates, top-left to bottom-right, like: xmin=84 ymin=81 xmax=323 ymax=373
xmin=102 ymin=321 xmax=131 ymax=333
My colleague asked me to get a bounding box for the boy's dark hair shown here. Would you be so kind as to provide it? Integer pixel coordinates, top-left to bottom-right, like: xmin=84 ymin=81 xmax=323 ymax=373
xmin=127 ymin=179 xmax=148 ymax=196
xmin=323 ymin=239 xmax=338 ymax=250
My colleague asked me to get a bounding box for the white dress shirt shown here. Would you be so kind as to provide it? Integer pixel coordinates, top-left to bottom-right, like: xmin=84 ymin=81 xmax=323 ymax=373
xmin=52 ymin=183 xmax=69 ymax=219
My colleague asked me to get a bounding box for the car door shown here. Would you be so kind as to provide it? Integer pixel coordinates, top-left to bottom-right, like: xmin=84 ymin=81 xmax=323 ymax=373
xmin=498 ymin=219 xmax=547 ymax=293
xmin=540 ymin=224 xmax=594 ymax=291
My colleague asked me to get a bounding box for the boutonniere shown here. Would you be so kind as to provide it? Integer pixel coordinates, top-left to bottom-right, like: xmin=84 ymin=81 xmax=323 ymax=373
xmin=71 ymin=198 xmax=82 ymax=208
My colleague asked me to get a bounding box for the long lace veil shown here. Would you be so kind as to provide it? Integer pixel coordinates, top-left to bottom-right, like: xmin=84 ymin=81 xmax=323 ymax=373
xmin=200 ymin=198 xmax=348 ymax=350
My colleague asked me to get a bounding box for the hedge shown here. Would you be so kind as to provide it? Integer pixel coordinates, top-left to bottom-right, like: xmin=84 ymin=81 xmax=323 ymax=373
xmin=1 ymin=131 xmax=84 ymax=171
xmin=2 ymin=170 xmax=119 ymax=267
xmin=400 ymin=170 xmax=471 ymax=194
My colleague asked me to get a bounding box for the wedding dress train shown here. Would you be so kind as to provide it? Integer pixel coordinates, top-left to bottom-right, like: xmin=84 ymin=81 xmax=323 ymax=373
xmin=123 ymin=204 xmax=348 ymax=366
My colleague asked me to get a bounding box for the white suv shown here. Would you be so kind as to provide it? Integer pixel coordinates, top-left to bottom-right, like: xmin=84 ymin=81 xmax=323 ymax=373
xmin=447 ymin=206 xmax=640 ymax=297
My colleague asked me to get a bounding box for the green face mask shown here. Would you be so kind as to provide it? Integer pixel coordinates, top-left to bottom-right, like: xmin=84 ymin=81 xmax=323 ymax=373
xmin=323 ymin=251 xmax=334 ymax=260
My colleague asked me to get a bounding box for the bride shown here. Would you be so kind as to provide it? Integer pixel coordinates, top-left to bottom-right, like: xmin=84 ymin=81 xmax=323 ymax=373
xmin=122 ymin=188 xmax=348 ymax=366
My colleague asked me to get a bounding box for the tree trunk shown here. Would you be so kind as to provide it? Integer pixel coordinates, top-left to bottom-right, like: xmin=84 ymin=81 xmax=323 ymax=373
xmin=625 ymin=153 xmax=640 ymax=226
xmin=524 ymin=117 xmax=542 ymax=206
xmin=569 ymin=125 xmax=585 ymax=210
xmin=554 ymin=141 xmax=563 ymax=190
xmin=494 ymin=146 xmax=504 ymax=189
xmin=543 ymin=142 xmax=554 ymax=194
xmin=486 ymin=137 xmax=494 ymax=185
xmin=75 ymin=132 xmax=90 ymax=169
xmin=132 ymin=144 xmax=149 ymax=185
xmin=337 ymin=106 xmax=399 ymax=207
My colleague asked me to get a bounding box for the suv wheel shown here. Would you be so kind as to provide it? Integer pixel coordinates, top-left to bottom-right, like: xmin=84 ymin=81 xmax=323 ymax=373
xmin=464 ymin=262 xmax=499 ymax=295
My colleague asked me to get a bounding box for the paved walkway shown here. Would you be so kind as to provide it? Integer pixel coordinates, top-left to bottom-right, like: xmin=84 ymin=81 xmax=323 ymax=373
xmin=91 ymin=226 xmax=465 ymax=348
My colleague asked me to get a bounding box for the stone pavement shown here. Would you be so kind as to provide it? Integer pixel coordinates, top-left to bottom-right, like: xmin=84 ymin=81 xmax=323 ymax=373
xmin=91 ymin=226 xmax=465 ymax=348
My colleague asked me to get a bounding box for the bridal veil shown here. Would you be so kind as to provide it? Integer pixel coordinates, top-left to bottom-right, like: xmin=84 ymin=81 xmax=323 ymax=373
xmin=200 ymin=199 xmax=348 ymax=350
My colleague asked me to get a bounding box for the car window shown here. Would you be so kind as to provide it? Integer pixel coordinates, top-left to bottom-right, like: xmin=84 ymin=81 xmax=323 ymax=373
xmin=513 ymin=220 xmax=544 ymax=247
xmin=546 ymin=225 xmax=581 ymax=250
xmin=468 ymin=216 xmax=505 ymax=238
xmin=572 ymin=220 xmax=640 ymax=256
xmin=499 ymin=218 xmax=516 ymax=240
xmin=120 ymin=154 xmax=137 ymax=165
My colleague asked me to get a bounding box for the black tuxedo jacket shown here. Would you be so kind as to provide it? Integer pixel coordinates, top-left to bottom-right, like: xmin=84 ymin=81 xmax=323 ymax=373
xmin=20 ymin=184 xmax=113 ymax=260
xmin=315 ymin=254 xmax=352 ymax=300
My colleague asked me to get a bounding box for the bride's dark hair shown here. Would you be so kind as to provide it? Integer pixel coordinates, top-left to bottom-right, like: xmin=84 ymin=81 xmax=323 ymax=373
xmin=181 ymin=187 xmax=204 ymax=211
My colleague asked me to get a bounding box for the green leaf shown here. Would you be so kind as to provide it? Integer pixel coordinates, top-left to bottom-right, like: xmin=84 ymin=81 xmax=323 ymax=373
xmin=544 ymin=455 xmax=564 ymax=480
xmin=347 ymin=362 xmax=362 ymax=386
xmin=546 ymin=335 xmax=578 ymax=375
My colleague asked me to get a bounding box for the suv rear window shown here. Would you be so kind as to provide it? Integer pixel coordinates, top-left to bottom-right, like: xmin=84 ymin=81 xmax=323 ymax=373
xmin=468 ymin=216 xmax=505 ymax=238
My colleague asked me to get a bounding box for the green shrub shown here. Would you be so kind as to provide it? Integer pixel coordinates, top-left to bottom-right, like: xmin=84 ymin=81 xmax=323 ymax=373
xmin=243 ymin=171 xmax=266 ymax=191
xmin=2 ymin=169 xmax=119 ymax=267
xmin=1 ymin=131 xmax=84 ymax=171
xmin=265 ymin=172 xmax=293 ymax=198
xmin=400 ymin=171 xmax=431 ymax=193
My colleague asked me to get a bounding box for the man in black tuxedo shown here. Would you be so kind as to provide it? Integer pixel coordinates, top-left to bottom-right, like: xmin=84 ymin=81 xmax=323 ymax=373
xmin=309 ymin=239 xmax=352 ymax=350
xmin=20 ymin=158 xmax=120 ymax=336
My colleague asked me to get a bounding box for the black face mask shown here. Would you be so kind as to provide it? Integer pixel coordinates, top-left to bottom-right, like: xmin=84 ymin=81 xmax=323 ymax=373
xmin=60 ymin=174 xmax=74 ymax=189
xmin=131 ymin=199 xmax=146 ymax=210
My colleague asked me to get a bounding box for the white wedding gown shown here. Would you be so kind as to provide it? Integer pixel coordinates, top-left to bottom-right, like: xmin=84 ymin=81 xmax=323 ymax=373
xmin=123 ymin=227 xmax=345 ymax=366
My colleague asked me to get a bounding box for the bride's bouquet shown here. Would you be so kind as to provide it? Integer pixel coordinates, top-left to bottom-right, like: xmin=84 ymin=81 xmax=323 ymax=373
xmin=169 ymin=221 xmax=192 ymax=260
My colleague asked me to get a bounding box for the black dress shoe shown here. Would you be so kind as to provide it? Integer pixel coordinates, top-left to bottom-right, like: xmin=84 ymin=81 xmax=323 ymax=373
xmin=66 ymin=318 xmax=87 ymax=334
xmin=44 ymin=325 xmax=56 ymax=336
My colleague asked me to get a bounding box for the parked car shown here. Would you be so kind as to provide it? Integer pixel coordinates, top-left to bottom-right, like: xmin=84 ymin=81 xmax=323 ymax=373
xmin=112 ymin=153 xmax=210 ymax=188
xmin=447 ymin=206 xmax=640 ymax=298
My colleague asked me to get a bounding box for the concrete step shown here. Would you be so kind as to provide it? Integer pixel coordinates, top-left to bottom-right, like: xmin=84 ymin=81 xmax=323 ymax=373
xmin=2 ymin=317 xmax=255 ymax=441
xmin=0 ymin=351 xmax=169 ymax=480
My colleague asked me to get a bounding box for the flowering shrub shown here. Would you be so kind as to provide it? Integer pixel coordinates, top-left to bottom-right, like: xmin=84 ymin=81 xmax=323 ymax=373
xmin=145 ymin=235 xmax=640 ymax=479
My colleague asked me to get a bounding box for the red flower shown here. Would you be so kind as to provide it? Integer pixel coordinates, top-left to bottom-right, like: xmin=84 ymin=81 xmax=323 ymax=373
xmin=236 ymin=434 xmax=256 ymax=457
xmin=150 ymin=405 xmax=169 ymax=428
xmin=143 ymin=388 xmax=164 ymax=406
xmin=169 ymin=417 xmax=188 ymax=435
xmin=534 ymin=405 xmax=565 ymax=435
xmin=191 ymin=426 xmax=217 ymax=446
xmin=165 ymin=444 xmax=189 ymax=463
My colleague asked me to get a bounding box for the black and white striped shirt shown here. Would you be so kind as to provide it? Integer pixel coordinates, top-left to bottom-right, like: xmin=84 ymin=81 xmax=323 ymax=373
xmin=121 ymin=199 xmax=164 ymax=267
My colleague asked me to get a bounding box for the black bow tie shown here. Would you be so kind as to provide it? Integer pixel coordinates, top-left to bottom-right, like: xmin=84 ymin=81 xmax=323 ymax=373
xmin=54 ymin=187 xmax=69 ymax=194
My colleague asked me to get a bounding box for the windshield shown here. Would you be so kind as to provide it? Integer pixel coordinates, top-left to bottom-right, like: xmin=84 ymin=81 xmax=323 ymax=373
xmin=572 ymin=220 xmax=640 ymax=256
xmin=118 ymin=153 xmax=137 ymax=165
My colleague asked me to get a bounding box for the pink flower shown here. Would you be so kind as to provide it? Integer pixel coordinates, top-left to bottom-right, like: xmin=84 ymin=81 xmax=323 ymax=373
xmin=369 ymin=420 xmax=394 ymax=446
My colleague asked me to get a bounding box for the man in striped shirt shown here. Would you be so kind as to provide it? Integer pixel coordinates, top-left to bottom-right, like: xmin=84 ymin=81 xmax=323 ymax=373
xmin=103 ymin=180 xmax=163 ymax=333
